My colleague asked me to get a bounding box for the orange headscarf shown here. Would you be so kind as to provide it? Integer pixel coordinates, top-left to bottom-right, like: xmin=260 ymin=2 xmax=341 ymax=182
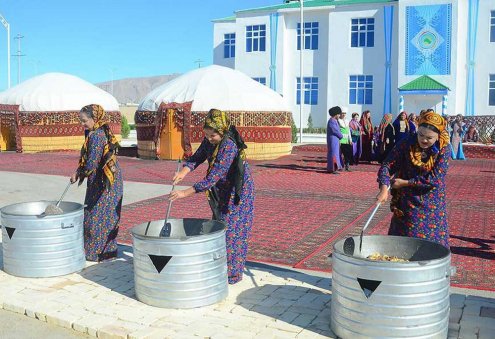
xmin=409 ymin=111 xmax=450 ymax=171
xmin=78 ymin=104 xmax=119 ymax=188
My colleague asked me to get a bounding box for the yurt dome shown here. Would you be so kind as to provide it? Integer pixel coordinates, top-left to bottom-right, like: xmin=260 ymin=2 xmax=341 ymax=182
xmin=0 ymin=72 xmax=119 ymax=111
xmin=0 ymin=72 xmax=121 ymax=153
xmin=135 ymin=65 xmax=293 ymax=160
xmin=138 ymin=65 xmax=289 ymax=112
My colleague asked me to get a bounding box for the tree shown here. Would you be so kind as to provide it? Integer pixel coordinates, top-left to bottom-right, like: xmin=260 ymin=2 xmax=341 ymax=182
xmin=121 ymin=116 xmax=131 ymax=139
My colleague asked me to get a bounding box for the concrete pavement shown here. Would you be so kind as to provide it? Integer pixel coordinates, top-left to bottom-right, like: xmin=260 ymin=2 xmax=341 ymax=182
xmin=0 ymin=171 xmax=187 ymax=208
xmin=0 ymin=239 xmax=494 ymax=338
xmin=0 ymin=308 xmax=91 ymax=339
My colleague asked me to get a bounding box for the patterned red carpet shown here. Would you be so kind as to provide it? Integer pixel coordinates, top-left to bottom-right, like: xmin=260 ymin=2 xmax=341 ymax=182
xmin=0 ymin=150 xmax=494 ymax=291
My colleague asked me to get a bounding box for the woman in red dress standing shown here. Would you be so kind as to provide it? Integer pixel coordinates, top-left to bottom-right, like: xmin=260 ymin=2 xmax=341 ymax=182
xmin=360 ymin=110 xmax=373 ymax=162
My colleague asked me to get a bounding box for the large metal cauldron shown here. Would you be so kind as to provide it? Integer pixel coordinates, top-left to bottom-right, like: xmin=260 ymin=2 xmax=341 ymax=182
xmin=132 ymin=218 xmax=228 ymax=309
xmin=331 ymin=235 xmax=451 ymax=339
xmin=1 ymin=201 xmax=85 ymax=278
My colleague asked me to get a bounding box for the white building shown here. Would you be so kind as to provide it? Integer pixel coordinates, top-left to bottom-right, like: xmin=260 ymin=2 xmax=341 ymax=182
xmin=213 ymin=0 xmax=495 ymax=128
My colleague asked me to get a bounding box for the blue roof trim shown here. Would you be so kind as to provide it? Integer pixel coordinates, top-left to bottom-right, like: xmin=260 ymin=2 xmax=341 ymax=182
xmin=399 ymin=89 xmax=449 ymax=95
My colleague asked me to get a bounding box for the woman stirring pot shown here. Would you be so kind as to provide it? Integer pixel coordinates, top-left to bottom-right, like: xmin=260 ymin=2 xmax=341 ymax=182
xmin=169 ymin=109 xmax=255 ymax=284
xmin=376 ymin=111 xmax=451 ymax=248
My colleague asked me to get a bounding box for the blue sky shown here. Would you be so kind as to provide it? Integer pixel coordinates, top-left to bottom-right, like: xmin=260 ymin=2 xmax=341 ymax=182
xmin=0 ymin=0 xmax=281 ymax=91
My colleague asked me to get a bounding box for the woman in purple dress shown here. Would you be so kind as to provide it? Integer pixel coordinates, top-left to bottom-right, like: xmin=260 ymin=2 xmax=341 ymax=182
xmin=170 ymin=109 xmax=255 ymax=284
xmin=326 ymin=106 xmax=343 ymax=174
xmin=376 ymin=111 xmax=451 ymax=248
xmin=408 ymin=113 xmax=417 ymax=134
xmin=70 ymin=104 xmax=123 ymax=261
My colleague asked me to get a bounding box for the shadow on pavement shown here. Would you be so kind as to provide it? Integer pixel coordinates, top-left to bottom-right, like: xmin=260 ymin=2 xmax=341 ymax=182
xmin=78 ymin=244 xmax=136 ymax=299
xmin=239 ymin=262 xmax=334 ymax=337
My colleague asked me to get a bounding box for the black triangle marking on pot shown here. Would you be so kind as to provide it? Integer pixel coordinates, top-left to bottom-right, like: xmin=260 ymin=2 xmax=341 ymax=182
xmin=148 ymin=255 xmax=172 ymax=274
xmin=5 ymin=227 xmax=16 ymax=240
xmin=357 ymin=278 xmax=381 ymax=299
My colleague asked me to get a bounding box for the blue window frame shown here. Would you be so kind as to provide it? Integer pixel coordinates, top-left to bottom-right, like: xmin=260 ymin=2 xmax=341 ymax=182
xmin=246 ymin=25 xmax=266 ymax=52
xmin=297 ymin=22 xmax=319 ymax=50
xmin=490 ymin=74 xmax=495 ymax=106
xmin=491 ymin=11 xmax=495 ymax=43
xmin=351 ymin=18 xmax=375 ymax=47
xmin=252 ymin=77 xmax=266 ymax=85
xmin=296 ymin=77 xmax=318 ymax=105
xmin=223 ymin=33 xmax=235 ymax=58
xmin=349 ymin=75 xmax=373 ymax=104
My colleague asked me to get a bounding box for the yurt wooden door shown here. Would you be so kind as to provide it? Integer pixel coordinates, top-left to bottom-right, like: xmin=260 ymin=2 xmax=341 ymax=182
xmin=0 ymin=105 xmax=19 ymax=152
xmin=158 ymin=108 xmax=184 ymax=160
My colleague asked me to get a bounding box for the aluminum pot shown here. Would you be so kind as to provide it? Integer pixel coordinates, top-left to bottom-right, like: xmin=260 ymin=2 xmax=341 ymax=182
xmin=132 ymin=218 xmax=228 ymax=309
xmin=330 ymin=235 xmax=452 ymax=339
xmin=1 ymin=201 xmax=85 ymax=278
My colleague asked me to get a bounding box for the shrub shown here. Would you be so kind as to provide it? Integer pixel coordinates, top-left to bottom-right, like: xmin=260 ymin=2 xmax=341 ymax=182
xmin=291 ymin=118 xmax=299 ymax=143
xmin=121 ymin=116 xmax=131 ymax=139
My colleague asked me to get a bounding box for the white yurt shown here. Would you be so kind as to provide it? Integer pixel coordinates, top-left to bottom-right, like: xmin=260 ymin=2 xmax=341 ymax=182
xmin=0 ymin=72 xmax=121 ymax=153
xmin=135 ymin=65 xmax=292 ymax=160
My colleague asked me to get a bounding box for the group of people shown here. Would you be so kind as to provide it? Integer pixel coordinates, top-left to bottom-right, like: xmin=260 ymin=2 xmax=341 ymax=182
xmin=72 ymin=105 xmax=254 ymax=284
xmin=74 ymin=103 xmax=457 ymax=287
xmin=327 ymin=108 xmax=470 ymax=174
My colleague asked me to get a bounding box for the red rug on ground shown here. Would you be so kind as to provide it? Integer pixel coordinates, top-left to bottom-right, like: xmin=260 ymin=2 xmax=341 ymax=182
xmin=0 ymin=150 xmax=493 ymax=291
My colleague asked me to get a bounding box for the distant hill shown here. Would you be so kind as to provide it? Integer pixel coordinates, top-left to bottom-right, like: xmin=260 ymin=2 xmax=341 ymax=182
xmin=96 ymin=74 xmax=180 ymax=104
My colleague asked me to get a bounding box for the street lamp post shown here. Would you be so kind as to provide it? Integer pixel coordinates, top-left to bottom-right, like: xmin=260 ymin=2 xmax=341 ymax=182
xmin=0 ymin=13 xmax=11 ymax=88
xmin=299 ymin=0 xmax=304 ymax=143
xmin=109 ymin=67 xmax=116 ymax=96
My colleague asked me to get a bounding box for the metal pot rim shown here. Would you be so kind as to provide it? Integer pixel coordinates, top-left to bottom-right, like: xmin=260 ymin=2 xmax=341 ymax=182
xmin=0 ymin=200 xmax=85 ymax=217
xmin=333 ymin=235 xmax=451 ymax=263
xmin=131 ymin=218 xmax=226 ymax=240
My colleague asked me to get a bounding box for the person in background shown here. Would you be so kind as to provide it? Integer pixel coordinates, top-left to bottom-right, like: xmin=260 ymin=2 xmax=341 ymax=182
xmin=338 ymin=111 xmax=353 ymax=171
xmin=393 ymin=111 xmax=410 ymax=144
xmin=169 ymin=109 xmax=255 ymax=284
xmin=359 ymin=110 xmax=373 ymax=162
xmin=327 ymin=106 xmax=344 ymax=174
xmin=443 ymin=114 xmax=452 ymax=137
xmin=372 ymin=126 xmax=381 ymax=162
xmin=376 ymin=111 xmax=451 ymax=248
xmin=464 ymin=125 xmax=479 ymax=143
xmin=70 ymin=104 xmax=124 ymax=262
xmin=377 ymin=113 xmax=395 ymax=163
xmin=349 ymin=112 xmax=362 ymax=166
xmin=450 ymin=114 xmax=466 ymax=160
xmin=408 ymin=113 xmax=418 ymax=134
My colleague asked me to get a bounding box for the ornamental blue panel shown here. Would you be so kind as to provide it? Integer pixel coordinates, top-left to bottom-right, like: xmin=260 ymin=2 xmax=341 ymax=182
xmin=405 ymin=4 xmax=452 ymax=75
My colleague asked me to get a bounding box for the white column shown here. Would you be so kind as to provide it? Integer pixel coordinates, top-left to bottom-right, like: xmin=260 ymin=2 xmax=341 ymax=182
xmin=298 ymin=0 xmax=304 ymax=143
xmin=442 ymin=95 xmax=448 ymax=116
xmin=399 ymin=95 xmax=404 ymax=113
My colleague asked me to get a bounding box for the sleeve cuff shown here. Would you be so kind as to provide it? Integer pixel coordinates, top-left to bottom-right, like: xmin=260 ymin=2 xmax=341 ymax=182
xmin=192 ymin=183 xmax=204 ymax=193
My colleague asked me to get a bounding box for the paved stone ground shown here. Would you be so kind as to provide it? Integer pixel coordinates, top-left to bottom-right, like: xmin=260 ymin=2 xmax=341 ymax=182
xmin=0 ymin=237 xmax=494 ymax=338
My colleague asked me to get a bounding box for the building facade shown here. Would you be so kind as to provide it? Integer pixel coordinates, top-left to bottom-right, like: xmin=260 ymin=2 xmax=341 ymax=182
xmin=213 ymin=0 xmax=495 ymax=127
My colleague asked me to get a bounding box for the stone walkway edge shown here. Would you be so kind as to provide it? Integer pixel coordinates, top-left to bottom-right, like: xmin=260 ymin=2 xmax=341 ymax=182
xmin=1 ymin=245 xmax=494 ymax=339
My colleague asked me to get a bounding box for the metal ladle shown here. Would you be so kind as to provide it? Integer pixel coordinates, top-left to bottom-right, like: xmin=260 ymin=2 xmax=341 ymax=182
xmin=159 ymin=160 xmax=182 ymax=237
xmin=343 ymin=186 xmax=390 ymax=256
xmin=40 ymin=180 xmax=73 ymax=217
